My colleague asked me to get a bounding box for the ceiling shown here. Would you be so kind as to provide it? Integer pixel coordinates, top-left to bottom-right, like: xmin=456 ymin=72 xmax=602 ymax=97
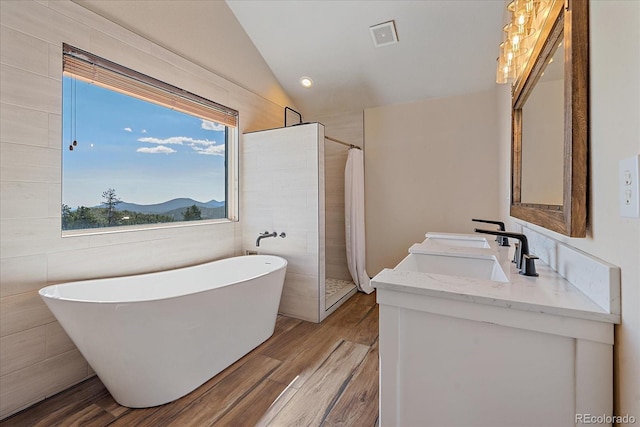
xmin=227 ymin=0 xmax=504 ymax=118
xmin=74 ymin=0 xmax=505 ymax=119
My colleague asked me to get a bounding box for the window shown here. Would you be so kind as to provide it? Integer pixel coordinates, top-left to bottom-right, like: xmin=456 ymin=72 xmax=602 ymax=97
xmin=61 ymin=44 xmax=238 ymax=232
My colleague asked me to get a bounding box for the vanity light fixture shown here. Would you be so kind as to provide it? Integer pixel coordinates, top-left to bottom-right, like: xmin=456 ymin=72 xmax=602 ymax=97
xmin=300 ymin=76 xmax=313 ymax=88
xmin=496 ymin=0 xmax=553 ymax=84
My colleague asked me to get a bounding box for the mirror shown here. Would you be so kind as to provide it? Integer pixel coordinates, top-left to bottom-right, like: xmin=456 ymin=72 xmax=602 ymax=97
xmin=521 ymin=41 xmax=564 ymax=205
xmin=511 ymin=0 xmax=589 ymax=237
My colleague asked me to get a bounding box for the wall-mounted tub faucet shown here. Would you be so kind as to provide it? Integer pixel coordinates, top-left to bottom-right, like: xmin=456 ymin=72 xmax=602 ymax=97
xmin=473 ymin=228 xmax=539 ymax=277
xmin=256 ymin=231 xmax=286 ymax=247
xmin=256 ymin=231 xmax=277 ymax=247
xmin=472 ymin=219 xmax=510 ymax=246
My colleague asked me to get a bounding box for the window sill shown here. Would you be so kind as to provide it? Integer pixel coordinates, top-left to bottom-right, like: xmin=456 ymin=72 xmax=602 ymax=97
xmin=62 ymin=218 xmax=236 ymax=238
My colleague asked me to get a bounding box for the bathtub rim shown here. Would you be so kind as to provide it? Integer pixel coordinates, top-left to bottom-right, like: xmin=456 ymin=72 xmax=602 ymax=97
xmin=39 ymin=254 xmax=287 ymax=304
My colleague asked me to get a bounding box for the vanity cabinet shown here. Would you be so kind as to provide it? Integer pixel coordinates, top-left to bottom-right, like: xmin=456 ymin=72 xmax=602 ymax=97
xmin=373 ymin=231 xmax=619 ymax=427
xmin=377 ymin=290 xmax=613 ymax=426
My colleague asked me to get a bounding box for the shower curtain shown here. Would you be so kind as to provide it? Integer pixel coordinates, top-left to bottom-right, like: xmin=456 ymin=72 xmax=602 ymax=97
xmin=345 ymin=148 xmax=374 ymax=294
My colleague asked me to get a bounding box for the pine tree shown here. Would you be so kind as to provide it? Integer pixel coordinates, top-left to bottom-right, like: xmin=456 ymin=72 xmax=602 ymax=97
xmin=61 ymin=204 xmax=72 ymax=230
xmin=182 ymin=204 xmax=202 ymax=221
xmin=102 ymin=188 xmax=122 ymax=226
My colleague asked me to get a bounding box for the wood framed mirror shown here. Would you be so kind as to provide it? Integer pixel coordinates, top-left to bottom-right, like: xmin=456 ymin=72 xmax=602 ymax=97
xmin=511 ymin=0 xmax=589 ymax=237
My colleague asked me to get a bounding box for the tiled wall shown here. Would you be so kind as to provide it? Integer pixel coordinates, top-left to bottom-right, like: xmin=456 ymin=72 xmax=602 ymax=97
xmin=0 ymin=0 xmax=283 ymax=418
xmin=316 ymin=111 xmax=364 ymax=282
xmin=323 ymin=141 xmax=351 ymax=282
xmin=242 ymin=124 xmax=325 ymax=322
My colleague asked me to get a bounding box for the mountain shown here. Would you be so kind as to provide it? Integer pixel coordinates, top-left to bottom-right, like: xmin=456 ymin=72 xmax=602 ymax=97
xmin=115 ymin=198 xmax=224 ymax=215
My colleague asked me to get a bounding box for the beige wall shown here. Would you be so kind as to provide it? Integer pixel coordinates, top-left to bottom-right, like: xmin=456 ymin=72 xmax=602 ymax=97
xmin=364 ymin=90 xmax=501 ymax=275
xmin=500 ymin=1 xmax=640 ymax=418
xmin=0 ymin=0 xmax=286 ymax=418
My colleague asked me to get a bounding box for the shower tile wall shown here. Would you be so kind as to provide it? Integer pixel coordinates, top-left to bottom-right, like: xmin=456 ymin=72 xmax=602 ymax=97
xmin=324 ymin=141 xmax=351 ymax=282
xmin=315 ymin=110 xmax=364 ymax=283
xmin=0 ymin=0 xmax=284 ymax=419
xmin=242 ymin=124 xmax=325 ymax=322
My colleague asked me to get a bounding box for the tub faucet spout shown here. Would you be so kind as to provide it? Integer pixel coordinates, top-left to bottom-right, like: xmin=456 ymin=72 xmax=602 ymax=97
xmin=256 ymin=231 xmax=277 ymax=247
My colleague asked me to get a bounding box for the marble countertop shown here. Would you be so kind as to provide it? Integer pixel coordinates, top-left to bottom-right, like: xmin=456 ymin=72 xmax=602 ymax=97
xmin=372 ymin=234 xmax=620 ymax=324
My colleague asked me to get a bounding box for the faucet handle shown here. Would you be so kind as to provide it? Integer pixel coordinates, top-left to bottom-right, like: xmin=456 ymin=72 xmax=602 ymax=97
xmin=520 ymin=254 xmax=539 ymax=277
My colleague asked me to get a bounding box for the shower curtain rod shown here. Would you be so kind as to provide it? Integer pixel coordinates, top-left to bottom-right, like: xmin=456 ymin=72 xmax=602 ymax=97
xmin=325 ymin=135 xmax=361 ymax=150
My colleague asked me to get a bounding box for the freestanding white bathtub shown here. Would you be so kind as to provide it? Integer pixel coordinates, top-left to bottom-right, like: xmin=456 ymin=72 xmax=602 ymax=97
xmin=39 ymin=255 xmax=287 ymax=408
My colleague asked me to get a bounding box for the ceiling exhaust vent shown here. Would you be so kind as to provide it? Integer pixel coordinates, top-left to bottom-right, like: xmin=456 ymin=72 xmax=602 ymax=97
xmin=369 ymin=20 xmax=398 ymax=48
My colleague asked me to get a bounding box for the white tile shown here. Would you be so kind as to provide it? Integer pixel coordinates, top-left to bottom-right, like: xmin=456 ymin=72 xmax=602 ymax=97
xmin=0 ymin=356 xmax=48 ymax=418
xmin=0 ymin=64 xmax=61 ymax=114
xmin=0 ymin=142 xmax=61 ymax=184
xmin=47 ymin=183 xmax=61 ymax=218
xmin=0 ymin=347 xmax=88 ymax=418
xmin=524 ymin=226 xmax=621 ymax=315
xmin=43 ymin=349 xmax=88 ymax=397
xmin=47 ymin=43 xmax=62 ymax=81
xmin=279 ymin=272 xmax=319 ymax=322
xmin=0 ymin=326 xmax=46 ymax=376
xmin=0 ymin=0 xmax=91 ymax=49
xmin=0 ymin=218 xmax=85 ymax=259
xmin=0 ymin=291 xmax=56 ymax=338
xmin=45 ymin=321 xmax=75 ymax=358
xmin=0 ymin=182 xmax=53 ymax=220
xmin=48 ymin=1 xmax=152 ymax=54
xmin=0 ymin=103 xmax=49 ymax=147
xmin=45 ymin=223 xmax=234 ymax=283
xmin=0 ymin=25 xmax=49 ymax=76
xmin=46 ymin=240 xmax=177 ymax=282
xmin=0 ymin=254 xmax=48 ymax=298
xmin=48 ymin=113 xmax=62 ymax=149
xmin=241 ymin=169 xmax=274 ymax=192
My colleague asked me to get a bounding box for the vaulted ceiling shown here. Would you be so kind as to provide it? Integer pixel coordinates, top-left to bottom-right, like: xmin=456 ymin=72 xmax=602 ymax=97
xmin=227 ymin=0 xmax=505 ymax=118
xmin=74 ymin=0 xmax=504 ymax=119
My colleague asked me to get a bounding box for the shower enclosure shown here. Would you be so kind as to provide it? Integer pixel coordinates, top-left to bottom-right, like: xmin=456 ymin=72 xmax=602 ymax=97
xmin=242 ymin=123 xmax=356 ymax=322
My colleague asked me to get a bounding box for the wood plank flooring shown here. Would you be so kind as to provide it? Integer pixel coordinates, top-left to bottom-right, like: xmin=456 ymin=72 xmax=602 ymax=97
xmin=1 ymin=292 xmax=378 ymax=427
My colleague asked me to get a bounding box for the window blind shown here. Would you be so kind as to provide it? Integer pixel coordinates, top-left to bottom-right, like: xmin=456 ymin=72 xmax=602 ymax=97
xmin=62 ymin=44 xmax=238 ymax=128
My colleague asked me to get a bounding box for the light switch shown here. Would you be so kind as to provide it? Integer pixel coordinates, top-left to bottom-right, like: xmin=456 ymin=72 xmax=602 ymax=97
xmin=619 ymin=155 xmax=640 ymax=218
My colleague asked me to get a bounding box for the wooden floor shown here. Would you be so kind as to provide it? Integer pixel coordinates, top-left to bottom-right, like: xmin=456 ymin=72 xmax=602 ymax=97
xmin=2 ymin=292 xmax=379 ymax=427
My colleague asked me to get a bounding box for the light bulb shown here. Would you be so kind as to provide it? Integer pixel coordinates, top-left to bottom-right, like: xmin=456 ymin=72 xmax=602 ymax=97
xmin=299 ymin=76 xmax=313 ymax=88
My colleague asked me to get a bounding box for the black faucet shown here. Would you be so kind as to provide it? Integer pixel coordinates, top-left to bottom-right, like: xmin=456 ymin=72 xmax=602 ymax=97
xmin=473 ymin=228 xmax=539 ymax=277
xmin=256 ymin=231 xmax=277 ymax=247
xmin=472 ymin=219 xmax=510 ymax=246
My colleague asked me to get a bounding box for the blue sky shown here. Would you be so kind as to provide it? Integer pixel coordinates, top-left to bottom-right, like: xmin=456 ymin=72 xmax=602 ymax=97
xmin=62 ymin=77 xmax=227 ymax=208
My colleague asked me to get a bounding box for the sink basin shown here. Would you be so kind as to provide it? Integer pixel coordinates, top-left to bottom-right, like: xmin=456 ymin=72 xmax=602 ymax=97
xmin=395 ymin=253 xmax=508 ymax=283
xmin=421 ymin=234 xmax=491 ymax=249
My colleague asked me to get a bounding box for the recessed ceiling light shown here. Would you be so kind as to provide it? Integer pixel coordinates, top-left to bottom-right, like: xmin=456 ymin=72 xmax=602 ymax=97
xmin=300 ymin=76 xmax=313 ymax=88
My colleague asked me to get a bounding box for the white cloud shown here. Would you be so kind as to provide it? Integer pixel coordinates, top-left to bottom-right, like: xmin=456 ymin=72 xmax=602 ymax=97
xmin=138 ymin=136 xmax=215 ymax=146
xmin=141 ymin=129 xmax=147 ymax=134
xmin=201 ymin=120 xmax=225 ymax=131
xmin=137 ymin=146 xmax=176 ymax=154
xmin=124 ymin=127 xmax=133 ymax=132
xmin=191 ymin=144 xmax=225 ymax=156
